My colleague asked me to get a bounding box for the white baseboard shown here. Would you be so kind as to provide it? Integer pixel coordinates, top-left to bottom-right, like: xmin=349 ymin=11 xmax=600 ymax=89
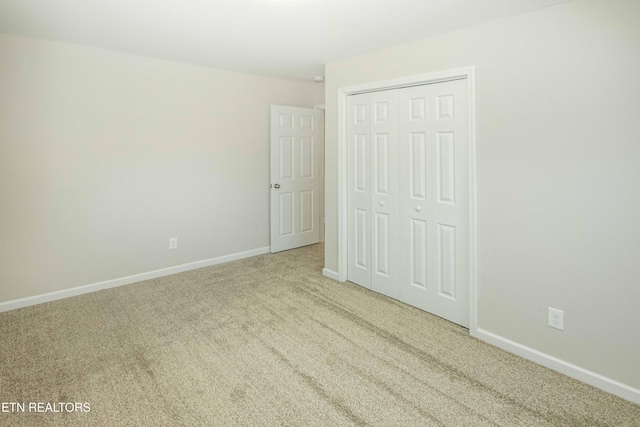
xmin=0 ymin=246 xmax=271 ymax=313
xmin=322 ymin=268 xmax=340 ymax=281
xmin=476 ymin=327 xmax=640 ymax=405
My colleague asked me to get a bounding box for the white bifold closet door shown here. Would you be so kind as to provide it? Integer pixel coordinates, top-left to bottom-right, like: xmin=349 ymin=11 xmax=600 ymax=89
xmin=347 ymin=79 xmax=469 ymax=327
xmin=347 ymin=90 xmax=400 ymax=299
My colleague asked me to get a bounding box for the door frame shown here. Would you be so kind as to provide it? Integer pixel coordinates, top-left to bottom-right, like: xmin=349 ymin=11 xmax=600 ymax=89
xmin=336 ymin=66 xmax=478 ymax=336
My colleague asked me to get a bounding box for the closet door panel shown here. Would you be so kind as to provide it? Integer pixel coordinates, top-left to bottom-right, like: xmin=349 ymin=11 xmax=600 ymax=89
xmin=370 ymin=90 xmax=400 ymax=299
xmin=399 ymin=79 xmax=470 ymax=327
xmin=347 ymin=93 xmax=372 ymax=288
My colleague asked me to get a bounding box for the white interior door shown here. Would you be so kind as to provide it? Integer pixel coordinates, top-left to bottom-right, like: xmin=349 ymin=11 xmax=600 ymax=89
xmin=270 ymin=105 xmax=323 ymax=253
xmin=347 ymin=93 xmax=372 ymax=287
xmin=347 ymin=91 xmax=400 ymax=299
xmin=398 ymin=79 xmax=469 ymax=327
xmin=346 ymin=79 xmax=470 ymax=327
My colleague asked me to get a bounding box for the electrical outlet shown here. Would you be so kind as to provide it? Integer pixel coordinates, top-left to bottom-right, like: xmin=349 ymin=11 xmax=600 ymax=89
xmin=169 ymin=237 xmax=178 ymax=250
xmin=548 ymin=307 xmax=564 ymax=331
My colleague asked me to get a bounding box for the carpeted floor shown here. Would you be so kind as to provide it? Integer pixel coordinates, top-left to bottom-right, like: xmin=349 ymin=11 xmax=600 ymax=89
xmin=1 ymin=244 xmax=639 ymax=426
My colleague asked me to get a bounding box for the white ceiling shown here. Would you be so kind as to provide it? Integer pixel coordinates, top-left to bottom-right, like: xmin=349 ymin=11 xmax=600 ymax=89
xmin=0 ymin=0 xmax=570 ymax=81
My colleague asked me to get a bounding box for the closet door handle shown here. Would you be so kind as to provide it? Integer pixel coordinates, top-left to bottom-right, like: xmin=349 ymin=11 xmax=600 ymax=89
xmin=379 ymin=201 xmax=385 ymax=206
xmin=415 ymin=207 xmax=422 ymax=212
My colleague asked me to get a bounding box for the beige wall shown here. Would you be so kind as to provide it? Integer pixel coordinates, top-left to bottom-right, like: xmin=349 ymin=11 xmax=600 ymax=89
xmin=0 ymin=34 xmax=318 ymax=303
xmin=324 ymin=0 xmax=640 ymax=391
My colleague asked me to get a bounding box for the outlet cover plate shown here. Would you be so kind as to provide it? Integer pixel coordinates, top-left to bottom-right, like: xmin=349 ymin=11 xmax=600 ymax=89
xmin=169 ymin=237 xmax=178 ymax=250
xmin=548 ymin=307 xmax=564 ymax=331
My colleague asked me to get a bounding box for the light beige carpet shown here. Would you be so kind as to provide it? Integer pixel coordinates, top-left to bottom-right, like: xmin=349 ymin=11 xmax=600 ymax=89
xmin=1 ymin=244 xmax=639 ymax=426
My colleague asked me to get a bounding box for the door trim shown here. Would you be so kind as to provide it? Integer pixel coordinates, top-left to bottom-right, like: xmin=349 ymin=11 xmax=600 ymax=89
xmin=336 ymin=66 xmax=478 ymax=336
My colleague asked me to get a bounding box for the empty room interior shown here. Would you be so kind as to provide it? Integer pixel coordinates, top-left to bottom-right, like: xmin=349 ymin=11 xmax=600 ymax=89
xmin=1 ymin=0 xmax=639 ymax=425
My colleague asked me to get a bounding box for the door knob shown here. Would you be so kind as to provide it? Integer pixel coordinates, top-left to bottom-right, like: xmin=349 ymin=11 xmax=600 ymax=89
xmin=274 ymin=183 xmax=281 ymax=189
xmin=415 ymin=207 xmax=422 ymax=212
xmin=379 ymin=201 xmax=385 ymax=206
